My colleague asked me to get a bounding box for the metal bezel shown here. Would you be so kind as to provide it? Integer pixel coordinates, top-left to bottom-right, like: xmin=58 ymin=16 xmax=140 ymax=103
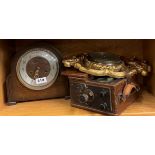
xmin=16 ymin=48 xmax=59 ymax=90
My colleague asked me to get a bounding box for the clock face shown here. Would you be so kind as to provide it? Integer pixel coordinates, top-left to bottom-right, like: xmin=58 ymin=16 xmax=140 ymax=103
xmin=16 ymin=48 xmax=60 ymax=90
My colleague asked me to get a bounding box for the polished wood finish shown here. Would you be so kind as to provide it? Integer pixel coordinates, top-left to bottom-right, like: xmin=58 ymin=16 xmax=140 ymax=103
xmin=0 ymin=40 xmax=14 ymax=108
xmin=6 ymin=43 xmax=69 ymax=104
xmin=0 ymin=91 xmax=154 ymax=116
xmin=0 ymin=40 xmax=154 ymax=116
xmin=65 ymin=71 xmax=140 ymax=115
xmin=143 ymin=40 xmax=155 ymax=96
xmin=16 ymin=39 xmax=144 ymax=58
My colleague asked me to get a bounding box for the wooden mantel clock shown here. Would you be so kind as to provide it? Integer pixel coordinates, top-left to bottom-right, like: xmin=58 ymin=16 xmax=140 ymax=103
xmin=6 ymin=43 xmax=68 ymax=105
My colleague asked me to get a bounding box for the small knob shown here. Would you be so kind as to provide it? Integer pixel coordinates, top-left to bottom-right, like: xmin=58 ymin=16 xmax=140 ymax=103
xmin=78 ymin=84 xmax=87 ymax=92
xmin=79 ymin=94 xmax=89 ymax=104
xmin=100 ymin=102 xmax=108 ymax=110
xmin=100 ymin=90 xmax=107 ymax=97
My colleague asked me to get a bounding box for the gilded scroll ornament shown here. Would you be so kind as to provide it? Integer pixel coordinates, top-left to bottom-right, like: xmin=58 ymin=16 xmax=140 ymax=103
xmin=62 ymin=52 xmax=151 ymax=78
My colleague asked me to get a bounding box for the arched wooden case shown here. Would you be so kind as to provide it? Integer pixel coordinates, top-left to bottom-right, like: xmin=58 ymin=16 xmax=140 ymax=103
xmin=6 ymin=43 xmax=69 ymax=105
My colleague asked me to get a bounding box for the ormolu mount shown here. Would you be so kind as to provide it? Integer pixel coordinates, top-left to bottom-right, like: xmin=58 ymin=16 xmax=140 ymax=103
xmin=62 ymin=52 xmax=151 ymax=78
xmin=62 ymin=52 xmax=151 ymax=115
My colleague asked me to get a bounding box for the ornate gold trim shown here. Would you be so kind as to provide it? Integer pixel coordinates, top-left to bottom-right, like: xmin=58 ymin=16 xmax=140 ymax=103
xmin=62 ymin=53 xmax=151 ymax=78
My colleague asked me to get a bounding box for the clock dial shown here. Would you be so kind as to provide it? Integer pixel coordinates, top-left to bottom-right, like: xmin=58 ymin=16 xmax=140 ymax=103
xmin=16 ymin=48 xmax=60 ymax=90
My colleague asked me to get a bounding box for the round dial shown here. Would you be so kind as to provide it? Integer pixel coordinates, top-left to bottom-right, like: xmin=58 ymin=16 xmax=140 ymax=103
xmin=79 ymin=88 xmax=94 ymax=105
xmin=16 ymin=48 xmax=60 ymax=90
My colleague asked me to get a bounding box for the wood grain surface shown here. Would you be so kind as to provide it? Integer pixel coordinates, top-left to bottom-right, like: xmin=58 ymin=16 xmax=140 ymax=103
xmin=143 ymin=40 xmax=155 ymax=96
xmin=0 ymin=40 xmax=154 ymax=116
xmin=16 ymin=39 xmax=144 ymax=58
xmin=0 ymin=91 xmax=154 ymax=116
xmin=0 ymin=40 xmax=14 ymax=108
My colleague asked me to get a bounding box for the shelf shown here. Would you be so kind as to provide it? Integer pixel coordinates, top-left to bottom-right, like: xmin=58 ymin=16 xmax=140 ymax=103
xmin=0 ymin=91 xmax=154 ymax=116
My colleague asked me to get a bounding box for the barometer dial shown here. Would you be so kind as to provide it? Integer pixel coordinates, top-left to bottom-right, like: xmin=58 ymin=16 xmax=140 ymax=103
xmin=16 ymin=48 xmax=60 ymax=90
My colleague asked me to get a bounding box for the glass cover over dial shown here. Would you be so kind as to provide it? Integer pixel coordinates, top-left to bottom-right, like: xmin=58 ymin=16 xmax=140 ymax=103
xmin=16 ymin=48 xmax=59 ymax=90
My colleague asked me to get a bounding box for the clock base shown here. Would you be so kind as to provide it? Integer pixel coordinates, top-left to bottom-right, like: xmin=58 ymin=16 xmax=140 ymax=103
xmin=6 ymin=74 xmax=69 ymax=105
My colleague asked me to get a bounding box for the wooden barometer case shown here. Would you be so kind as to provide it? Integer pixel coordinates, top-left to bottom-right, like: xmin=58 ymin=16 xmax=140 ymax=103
xmin=6 ymin=44 xmax=68 ymax=105
xmin=62 ymin=71 xmax=140 ymax=116
xmin=62 ymin=52 xmax=151 ymax=115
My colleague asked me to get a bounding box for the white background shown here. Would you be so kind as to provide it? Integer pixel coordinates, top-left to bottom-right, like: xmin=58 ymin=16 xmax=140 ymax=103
xmin=0 ymin=0 xmax=155 ymax=155
xmin=0 ymin=0 xmax=155 ymax=39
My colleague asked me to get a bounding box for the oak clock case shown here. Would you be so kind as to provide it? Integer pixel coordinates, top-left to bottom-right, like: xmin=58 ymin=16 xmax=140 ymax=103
xmin=6 ymin=45 xmax=68 ymax=105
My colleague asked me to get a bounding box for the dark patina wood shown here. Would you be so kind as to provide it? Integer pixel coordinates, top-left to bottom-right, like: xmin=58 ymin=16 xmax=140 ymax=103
xmin=6 ymin=44 xmax=69 ymax=105
xmin=62 ymin=70 xmax=140 ymax=115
